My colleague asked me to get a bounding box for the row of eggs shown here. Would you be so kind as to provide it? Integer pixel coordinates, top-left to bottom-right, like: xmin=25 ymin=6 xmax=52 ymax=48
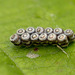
xmin=10 ymin=27 xmax=75 ymax=47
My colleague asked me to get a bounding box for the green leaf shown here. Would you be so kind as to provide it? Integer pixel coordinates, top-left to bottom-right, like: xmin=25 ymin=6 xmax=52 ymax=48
xmin=0 ymin=0 xmax=75 ymax=75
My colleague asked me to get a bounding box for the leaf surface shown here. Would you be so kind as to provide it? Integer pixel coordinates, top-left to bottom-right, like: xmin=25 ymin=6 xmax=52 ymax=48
xmin=0 ymin=0 xmax=75 ymax=75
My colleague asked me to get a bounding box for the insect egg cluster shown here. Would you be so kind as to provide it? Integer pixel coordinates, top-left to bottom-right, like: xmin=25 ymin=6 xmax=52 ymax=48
xmin=10 ymin=27 xmax=75 ymax=47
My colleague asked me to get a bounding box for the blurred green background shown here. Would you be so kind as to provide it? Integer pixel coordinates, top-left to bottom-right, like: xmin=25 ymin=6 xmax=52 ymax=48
xmin=0 ymin=0 xmax=75 ymax=75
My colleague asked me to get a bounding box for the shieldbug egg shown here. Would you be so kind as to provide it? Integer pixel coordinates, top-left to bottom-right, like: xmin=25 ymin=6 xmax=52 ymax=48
xmin=21 ymin=33 xmax=30 ymax=41
xmin=21 ymin=33 xmax=32 ymax=46
xmin=10 ymin=34 xmax=21 ymax=45
xmin=36 ymin=27 xmax=44 ymax=34
xmin=26 ymin=27 xmax=35 ymax=34
xmin=45 ymin=27 xmax=53 ymax=34
xmin=17 ymin=28 xmax=25 ymax=36
xmin=57 ymin=34 xmax=69 ymax=47
xmin=31 ymin=33 xmax=39 ymax=41
xmin=39 ymin=33 xmax=48 ymax=45
xmin=54 ymin=28 xmax=63 ymax=35
xmin=48 ymin=33 xmax=57 ymax=45
xmin=64 ymin=29 xmax=74 ymax=40
xmin=31 ymin=33 xmax=39 ymax=46
xmin=70 ymin=34 xmax=75 ymax=41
